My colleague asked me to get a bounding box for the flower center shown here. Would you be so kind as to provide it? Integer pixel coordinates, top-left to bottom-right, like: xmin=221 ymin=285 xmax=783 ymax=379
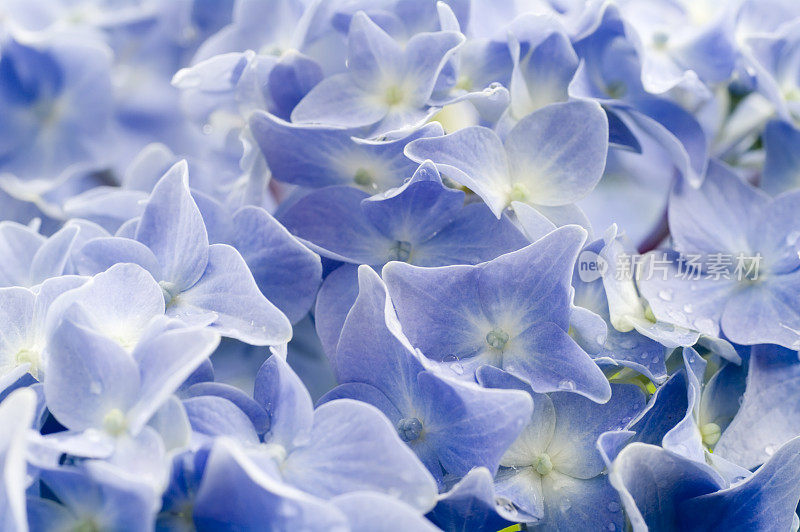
xmin=388 ymin=241 xmax=412 ymax=262
xmin=651 ymin=31 xmax=669 ymax=50
xmin=15 ymin=349 xmax=40 ymax=375
xmin=534 ymin=453 xmax=553 ymax=476
xmin=396 ymin=417 xmax=423 ymax=442
xmin=159 ymin=281 xmax=181 ymax=308
xmin=354 ymin=168 xmax=375 ymax=188
xmin=103 ymin=408 xmax=128 ymax=436
xmin=73 ymin=519 xmax=101 ymax=532
xmin=384 ymin=85 xmax=405 ymax=106
xmin=486 ymin=328 xmax=509 ymax=351
xmin=508 ymin=183 xmax=529 ymax=202
xmin=605 ymin=81 xmax=627 ymax=99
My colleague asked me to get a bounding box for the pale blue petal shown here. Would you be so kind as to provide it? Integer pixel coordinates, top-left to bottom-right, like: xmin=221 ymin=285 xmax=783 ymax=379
xmin=254 ymin=355 xmax=314 ymax=449
xmin=291 ymin=73 xmax=388 ymax=128
xmin=178 ymin=244 xmax=292 ymax=345
xmin=134 ymin=160 xmax=209 ymax=291
xmin=283 ymin=399 xmax=437 ymax=510
xmin=232 ymin=206 xmax=322 ymax=323
xmin=504 ymin=101 xmax=608 ymax=206
xmin=43 ymin=318 xmax=141 ymax=432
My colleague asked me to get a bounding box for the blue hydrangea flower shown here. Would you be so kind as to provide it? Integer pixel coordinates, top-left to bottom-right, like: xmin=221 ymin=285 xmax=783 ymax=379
xmin=75 ymin=161 xmax=292 ymax=345
xmin=479 ymin=367 xmax=645 ymax=529
xmin=0 ymin=31 xmax=113 ymax=178
xmin=405 ymin=100 xmax=609 ymax=219
xmin=322 ymin=266 xmax=533 ymax=484
xmin=290 ymin=11 xmax=464 ymax=136
xmin=638 ymin=161 xmax=800 ymax=348
xmin=383 ymin=225 xmax=612 ymax=402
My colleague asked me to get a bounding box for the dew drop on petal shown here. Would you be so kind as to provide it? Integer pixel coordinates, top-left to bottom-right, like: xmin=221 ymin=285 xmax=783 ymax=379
xmin=620 ymin=337 xmax=637 ymax=349
xmin=558 ymin=379 xmax=575 ymax=391
xmin=595 ymin=334 xmax=605 ymax=345
xmin=658 ymin=289 xmax=673 ymax=301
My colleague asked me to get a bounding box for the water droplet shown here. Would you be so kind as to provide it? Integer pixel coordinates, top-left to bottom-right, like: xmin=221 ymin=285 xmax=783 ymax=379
xmin=558 ymin=379 xmax=576 ymax=391
xmin=620 ymin=338 xmax=637 ymax=349
xmin=786 ymin=231 xmax=800 ymax=246
xmin=682 ymin=304 xmax=693 ymax=313
xmin=595 ymin=334 xmax=606 ymax=346
xmin=89 ymin=381 xmax=102 ymax=395
xmin=765 ymin=445 xmax=776 ymax=456
xmin=607 ymin=523 xmax=616 ymax=531
xmin=658 ymin=289 xmax=673 ymax=301
xmin=495 ymin=497 xmax=517 ymax=516
xmin=202 ymin=124 xmax=213 ymax=135
xmin=443 ymin=354 xmax=464 ymax=375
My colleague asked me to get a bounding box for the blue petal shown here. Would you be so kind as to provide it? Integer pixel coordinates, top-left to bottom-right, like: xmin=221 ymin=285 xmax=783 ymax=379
xmin=504 ymin=100 xmax=608 ymax=207
xmin=0 ymin=388 xmax=37 ymax=531
xmin=254 ymin=355 xmax=314 ymax=449
xmin=610 ymin=99 xmax=708 ymax=188
xmin=331 ymin=491 xmax=440 ymax=532
xmin=29 ymin=224 xmax=79 ymax=286
xmin=716 ymin=345 xmax=800 ymax=468
xmin=193 ymin=439 xmax=349 ymax=530
xmin=178 ymin=244 xmax=292 ymax=345
xmin=283 ymin=399 xmax=438 ymax=510
xmin=609 ymin=443 xmax=723 ymax=531
xmin=185 ymin=381 xmax=269 ymax=434
xmin=128 ymin=325 xmax=220 ymax=434
xmin=232 ymin=206 xmax=322 ymax=323
xmin=279 ymin=186 xmax=393 ymax=265
xmin=428 ymin=467 xmax=519 ymax=530
xmin=44 ymin=263 xmax=165 ymax=351
xmin=418 ymin=371 xmax=533 ymax=477
xmin=679 ymin=436 xmax=800 ymax=531
xmin=314 ymin=264 xmax=360 ymax=358
xmin=763 ymin=119 xmax=800 ymax=194
xmin=669 ymin=160 xmax=768 ymax=257
xmin=0 ymin=221 xmax=44 ymax=287
xmin=291 ymin=73 xmax=388 ymax=128
xmin=134 ymin=160 xmax=209 ymax=291
xmin=183 ymin=395 xmax=259 ymax=444
xmin=405 ymin=125 xmax=511 ymax=217
xmin=250 ymin=111 xmax=441 ymax=189
xmin=360 ymin=161 xmax=464 ymax=243
xmin=414 ymin=204 xmax=529 ymax=266
xmin=346 ymin=11 xmax=404 ymax=90
xmin=548 ymin=384 xmax=645 ymax=479
xmin=43 ymin=317 xmax=141 ymax=432
xmin=76 ymin=237 xmax=162 ymax=279
xmin=402 ymin=29 xmax=465 ymax=103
